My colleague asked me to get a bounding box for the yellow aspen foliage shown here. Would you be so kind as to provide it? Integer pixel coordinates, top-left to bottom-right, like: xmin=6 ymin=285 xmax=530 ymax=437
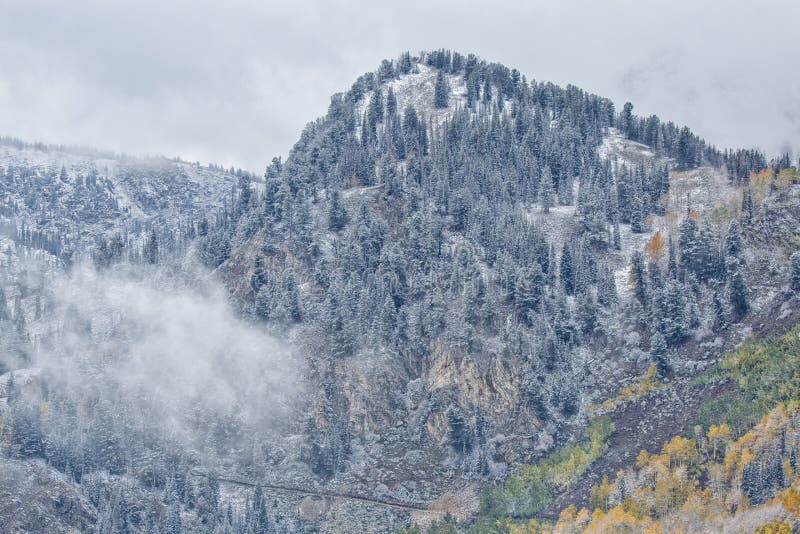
xmin=546 ymin=403 xmax=800 ymax=534
xmin=558 ymin=504 xmax=577 ymax=522
xmin=662 ymin=436 xmax=698 ymax=467
xmin=722 ymin=447 xmax=740 ymax=478
xmin=646 ymin=231 xmax=664 ymax=261
xmin=707 ymin=423 xmax=731 ymax=459
xmin=508 ymin=518 xmax=546 ymax=534
xmin=780 ymin=487 xmax=800 ymax=516
xmin=590 ymin=475 xmax=613 ymax=512
xmin=552 ymin=510 xmax=582 ymax=534
xmin=750 ymin=168 xmax=773 ymax=188
xmin=752 ymin=520 xmax=791 ymax=534
xmin=621 ymin=495 xmax=639 ymax=517
xmin=777 ymin=167 xmax=800 ymax=185
xmin=574 ymin=507 xmax=591 ymax=529
xmin=583 ymin=505 xmax=647 ymax=534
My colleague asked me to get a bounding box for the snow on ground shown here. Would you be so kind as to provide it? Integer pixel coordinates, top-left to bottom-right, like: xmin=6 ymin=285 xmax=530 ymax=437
xmin=355 ymin=64 xmax=468 ymax=128
xmin=598 ymin=130 xmax=739 ymax=298
xmin=354 ymin=63 xmax=518 ymax=142
xmin=598 ymin=127 xmax=657 ymax=168
xmin=0 ymin=142 xmax=240 ymax=243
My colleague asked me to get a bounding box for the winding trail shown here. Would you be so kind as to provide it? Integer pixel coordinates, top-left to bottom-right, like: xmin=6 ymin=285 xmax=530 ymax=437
xmin=190 ymin=470 xmax=440 ymax=514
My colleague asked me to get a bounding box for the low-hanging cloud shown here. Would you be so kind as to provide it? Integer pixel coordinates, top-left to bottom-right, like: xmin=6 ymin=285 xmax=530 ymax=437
xmin=26 ymin=263 xmax=303 ymax=458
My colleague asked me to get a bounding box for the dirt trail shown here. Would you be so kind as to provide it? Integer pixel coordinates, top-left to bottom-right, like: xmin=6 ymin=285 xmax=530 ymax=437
xmin=190 ymin=470 xmax=440 ymax=513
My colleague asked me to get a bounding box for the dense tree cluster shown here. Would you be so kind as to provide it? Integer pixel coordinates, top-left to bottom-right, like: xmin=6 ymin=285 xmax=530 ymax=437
xmin=177 ymin=51 xmax=760 ymax=476
xmin=0 ymin=50 xmax=780 ymax=532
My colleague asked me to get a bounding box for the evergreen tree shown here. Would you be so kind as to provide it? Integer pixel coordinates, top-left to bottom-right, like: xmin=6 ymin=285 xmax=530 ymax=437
xmin=791 ymin=250 xmax=800 ymax=291
xmin=143 ymin=228 xmax=159 ymax=264
xmin=514 ymin=263 xmax=545 ymax=321
xmin=559 ymin=244 xmax=575 ymax=295
xmin=713 ymin=289 xmax=728 ymax=330
xmin=386 ymin=87 xmax=397 ymax=117
xmin=629 ymin=185 xmax=646 ymax=233
xmin=620 ymin=102 xmax=634 ymax=137
xmin=724 ymin=219 xmax=743 ymax=264
xmin=255 ymin=277 xmax=275 ymax=323
xmin=196 ymin=472 xmax=220 ymax=526
xmin=678 ymin=215 xmax=698 ymax=275
xmin=368 ymin=87 xmax=384 ymax=125
xmin=327 ymin=191 xmax=348 ymax=231
xmin=629 ymin=251 xmax=648 ymax=307
xmin=251 ymin=255 xmax=267 ymax=293
xmin=0 ymin=286 xmax=9 ymax=321
xmin=576 ymin=290 xmax=597 ymax=337
xmin=445 ymin=405 xmax=472 ymax=455
xmin=482 ymin=79 xmax=492 ymax=104
xmin=434 ymin=71 xmax=450 ymax=109
xmin=728 ymin=269 xmax=749 ymax=317
xmin=742 ymin=187 xmax=754 ymax=221
xmin=248 ymin=484 xmax=271 ymax=534
xmin=649 ymin=330 xmax=670 ymax=377
xmin=539 ymin=166 xmax=555 ymax=213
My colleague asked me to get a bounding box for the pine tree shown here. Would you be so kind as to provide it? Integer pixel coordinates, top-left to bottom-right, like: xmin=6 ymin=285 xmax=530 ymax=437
xmin=629 ymin=185 xmax=646 ymax=233
xmin=386 ymin=87 xmax=397 ymax=117
xmin=713 ymin=289 xmax=728 ymax=330
xmin=482 ymin=79 xmax=492 ymax=104
xmin=597 ymin=264 xmax=618 ymax=307
xmin=368 ymin=87 xmax=384 ymax=126
xmin=327 ymin=191 xmax=348 ymax=231
xmin=434 ymin=71 xmax=450 ymax=109
xmin=251 ymin=255 xmax=267 ymax=293
xmin=576 ymin=290 xmax=597 ymax=337
xmin=724 ymin=219 xmax=743 ymax=263
xmin=620 ymin=102 xmax=634 ymax=137
xmin=728 ymin=269 xmax=749 ymax=317
xmin=742 ymin=187 xmax=754 ymax=221
xmin=398 ymin=51 xmax=412 ymax=74
xmin=445 ymin=405 xmax=472 ymax=455
xmin=539 ymin=166 xmax=555 ymax=213
xmin=196 ymin=472 xmax=220 ymax=526
xmin=249 ymin=484 xmax=271 ymax=534
xmin=612 ymin=221 xmax=621 ymax=250
xmin=629 ymin=251 xmax=648 ymax=307
xmin=650 ymin=330 xmax=670 ymax=377
xmin=559 ymin=243 xmax=575 ymax=295
xmin=678 ymin=215 xmax=698 ymax=275
xmin=791 ymin=251 xmax=800 ymax=291
xmin=514 ymin=263 xmax=545 ymax=317
xmin=0 ymin=286 xmax=9 ymax=321
xmin=667 ymin=237 xmax=678 ymax=279
xmin=143 ymin=228 xmax=159 ymax=264
xmin=379 ymin=294 xmax=397 ymax=344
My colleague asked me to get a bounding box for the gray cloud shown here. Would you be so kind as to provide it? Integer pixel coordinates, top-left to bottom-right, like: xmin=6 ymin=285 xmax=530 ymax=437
xmin=1 ymin=0 xmax=799 ymax=170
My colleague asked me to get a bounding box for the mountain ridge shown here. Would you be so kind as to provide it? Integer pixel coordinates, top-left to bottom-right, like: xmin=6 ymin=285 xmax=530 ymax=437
xmin=0 ymin=49 xmax=798 ymax=533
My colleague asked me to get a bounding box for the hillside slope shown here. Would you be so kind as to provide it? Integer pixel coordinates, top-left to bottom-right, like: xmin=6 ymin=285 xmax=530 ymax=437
xmin=1 ymin=50 xmax=799 ymax=533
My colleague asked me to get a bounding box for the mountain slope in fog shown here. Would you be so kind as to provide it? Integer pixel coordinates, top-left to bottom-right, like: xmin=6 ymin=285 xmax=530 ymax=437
xmin=2 ymin=50 xmax=800 ymax=533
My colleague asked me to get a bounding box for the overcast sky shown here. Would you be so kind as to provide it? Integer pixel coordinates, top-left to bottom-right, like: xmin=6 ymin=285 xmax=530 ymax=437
xmin=1 ymin=1 xmax=798 ymax=171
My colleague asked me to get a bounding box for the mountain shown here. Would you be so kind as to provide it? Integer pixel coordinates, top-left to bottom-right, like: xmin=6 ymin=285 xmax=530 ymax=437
xmin=1 ymin=50 xmax=800 ymax=533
